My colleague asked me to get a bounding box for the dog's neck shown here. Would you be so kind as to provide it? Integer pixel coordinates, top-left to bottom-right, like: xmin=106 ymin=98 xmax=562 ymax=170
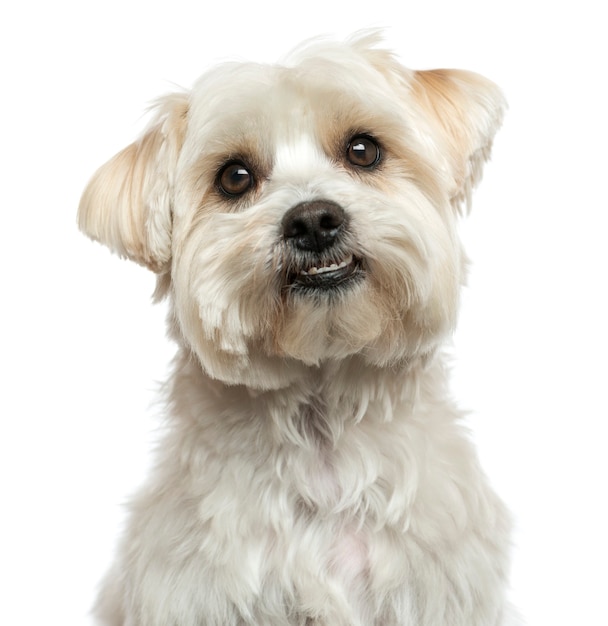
xmin=166 ymin=347 xmax=450 ymax=448
xmin=160 ymin=347 xmax=461 ymax=528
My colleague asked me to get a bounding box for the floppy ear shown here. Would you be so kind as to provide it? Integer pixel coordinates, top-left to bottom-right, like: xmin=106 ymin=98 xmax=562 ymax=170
xmin=412 ymin=69 xmax=506 ymax=210
xmin=78 ymin=93 xmax=189 ymax=272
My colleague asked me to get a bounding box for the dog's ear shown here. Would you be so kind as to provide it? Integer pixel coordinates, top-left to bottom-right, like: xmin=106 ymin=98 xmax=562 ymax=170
xmin=78 ymin=93 xmax=189 ymax=272
xmin=412 ymin=69 xmax=506 ymax=210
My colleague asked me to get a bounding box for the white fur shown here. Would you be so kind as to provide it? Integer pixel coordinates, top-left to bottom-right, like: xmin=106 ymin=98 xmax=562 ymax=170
xmin=80 ymin=32 xmax=514 ymax=626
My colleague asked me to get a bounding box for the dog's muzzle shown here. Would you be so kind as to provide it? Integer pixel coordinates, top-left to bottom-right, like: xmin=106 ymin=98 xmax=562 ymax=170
xmin=282 ymin=200 xmax=363 ymax=292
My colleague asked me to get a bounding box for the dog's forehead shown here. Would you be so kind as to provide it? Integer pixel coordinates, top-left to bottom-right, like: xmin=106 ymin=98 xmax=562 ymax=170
xmin=187 ymin=56 xmax=403 ymax=150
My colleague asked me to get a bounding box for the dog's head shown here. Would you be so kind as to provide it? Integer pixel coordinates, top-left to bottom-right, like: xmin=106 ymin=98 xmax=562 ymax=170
xmin=79 ymin=33 xmax=505 ymax=388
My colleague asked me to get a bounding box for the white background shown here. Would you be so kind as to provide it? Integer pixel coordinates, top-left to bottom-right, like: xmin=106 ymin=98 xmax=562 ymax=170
xmin=1 ymin=1 xmax=607 ymax=625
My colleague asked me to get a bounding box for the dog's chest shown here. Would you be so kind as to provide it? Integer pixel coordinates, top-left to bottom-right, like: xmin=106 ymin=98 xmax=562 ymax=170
xmin=270 ymin=450 xmax=411 ymax=626
xmin=280 ymin=444 xmax=378 ymax=597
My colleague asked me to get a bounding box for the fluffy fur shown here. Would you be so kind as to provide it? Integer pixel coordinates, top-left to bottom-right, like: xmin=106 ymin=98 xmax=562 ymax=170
xmin=79 ymin=32 xmax=514 ymax=625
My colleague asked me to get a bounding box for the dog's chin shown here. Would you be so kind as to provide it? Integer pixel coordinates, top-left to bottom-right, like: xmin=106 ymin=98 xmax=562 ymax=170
xmin=176 ymin=233 xmax=458 ymax=386
xmin=285 ymin=254 xmax=365 ymax=296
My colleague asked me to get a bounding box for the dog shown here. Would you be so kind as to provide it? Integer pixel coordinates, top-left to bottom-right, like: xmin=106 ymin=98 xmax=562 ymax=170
xmin=79 ymin=32 xmax=514 ymax=626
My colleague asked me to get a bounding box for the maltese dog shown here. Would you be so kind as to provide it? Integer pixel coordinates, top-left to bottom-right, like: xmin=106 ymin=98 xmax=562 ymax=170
xmin=79 ymin=31 xmax=515 ymax=626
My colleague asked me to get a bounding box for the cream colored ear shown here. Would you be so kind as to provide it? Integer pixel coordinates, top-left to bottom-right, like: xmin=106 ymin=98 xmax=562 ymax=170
xmin=78 ymin=93 xmax=189 ymax=272
xmin=412 ymin=69 xmax=506 ymax=210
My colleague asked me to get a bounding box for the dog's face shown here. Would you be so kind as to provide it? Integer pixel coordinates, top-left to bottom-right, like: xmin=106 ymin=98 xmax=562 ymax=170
xmin=79 ymin=34 xmax=505 ymax=388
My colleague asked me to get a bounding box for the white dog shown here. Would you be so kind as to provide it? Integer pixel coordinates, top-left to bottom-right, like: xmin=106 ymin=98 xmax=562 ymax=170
xmin=79 ymin=32 xmax=514 ymax=626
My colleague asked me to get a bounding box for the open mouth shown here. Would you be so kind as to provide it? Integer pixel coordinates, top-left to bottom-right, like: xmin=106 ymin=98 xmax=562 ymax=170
xmin=288 ymin=254 xmax=363 ymax=291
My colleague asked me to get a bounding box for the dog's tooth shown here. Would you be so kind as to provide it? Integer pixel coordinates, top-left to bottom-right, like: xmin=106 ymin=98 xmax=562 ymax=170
xmin=299 ymin=256 xmax=353 ymax=278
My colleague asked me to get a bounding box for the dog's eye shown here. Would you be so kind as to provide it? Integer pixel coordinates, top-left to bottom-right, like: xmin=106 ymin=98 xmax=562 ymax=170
xmin=346 ymin=135 xmax=381 ymax=168
xmin=218 ymin=162 xmax=253 ymax=196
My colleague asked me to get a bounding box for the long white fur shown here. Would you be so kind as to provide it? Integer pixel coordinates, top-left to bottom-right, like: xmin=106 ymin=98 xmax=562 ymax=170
xmin=79 ymin=32 xmax=514 ymax=626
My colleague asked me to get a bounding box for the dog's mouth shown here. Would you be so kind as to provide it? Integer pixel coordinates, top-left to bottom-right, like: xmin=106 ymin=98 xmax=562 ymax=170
xmin=287 ymin=254 xmax=363 ymax=292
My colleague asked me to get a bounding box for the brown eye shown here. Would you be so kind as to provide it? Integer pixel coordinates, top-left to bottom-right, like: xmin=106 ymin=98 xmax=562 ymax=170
xmin=346 ymin=135 xmax=381 ymax=168
xmin=218 ymin=162 xmax=253 ymax=196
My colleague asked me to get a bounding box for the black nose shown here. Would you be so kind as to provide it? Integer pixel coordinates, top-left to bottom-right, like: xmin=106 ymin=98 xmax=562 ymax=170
xmin=282 ymin=200 xmax=346 ymax=253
